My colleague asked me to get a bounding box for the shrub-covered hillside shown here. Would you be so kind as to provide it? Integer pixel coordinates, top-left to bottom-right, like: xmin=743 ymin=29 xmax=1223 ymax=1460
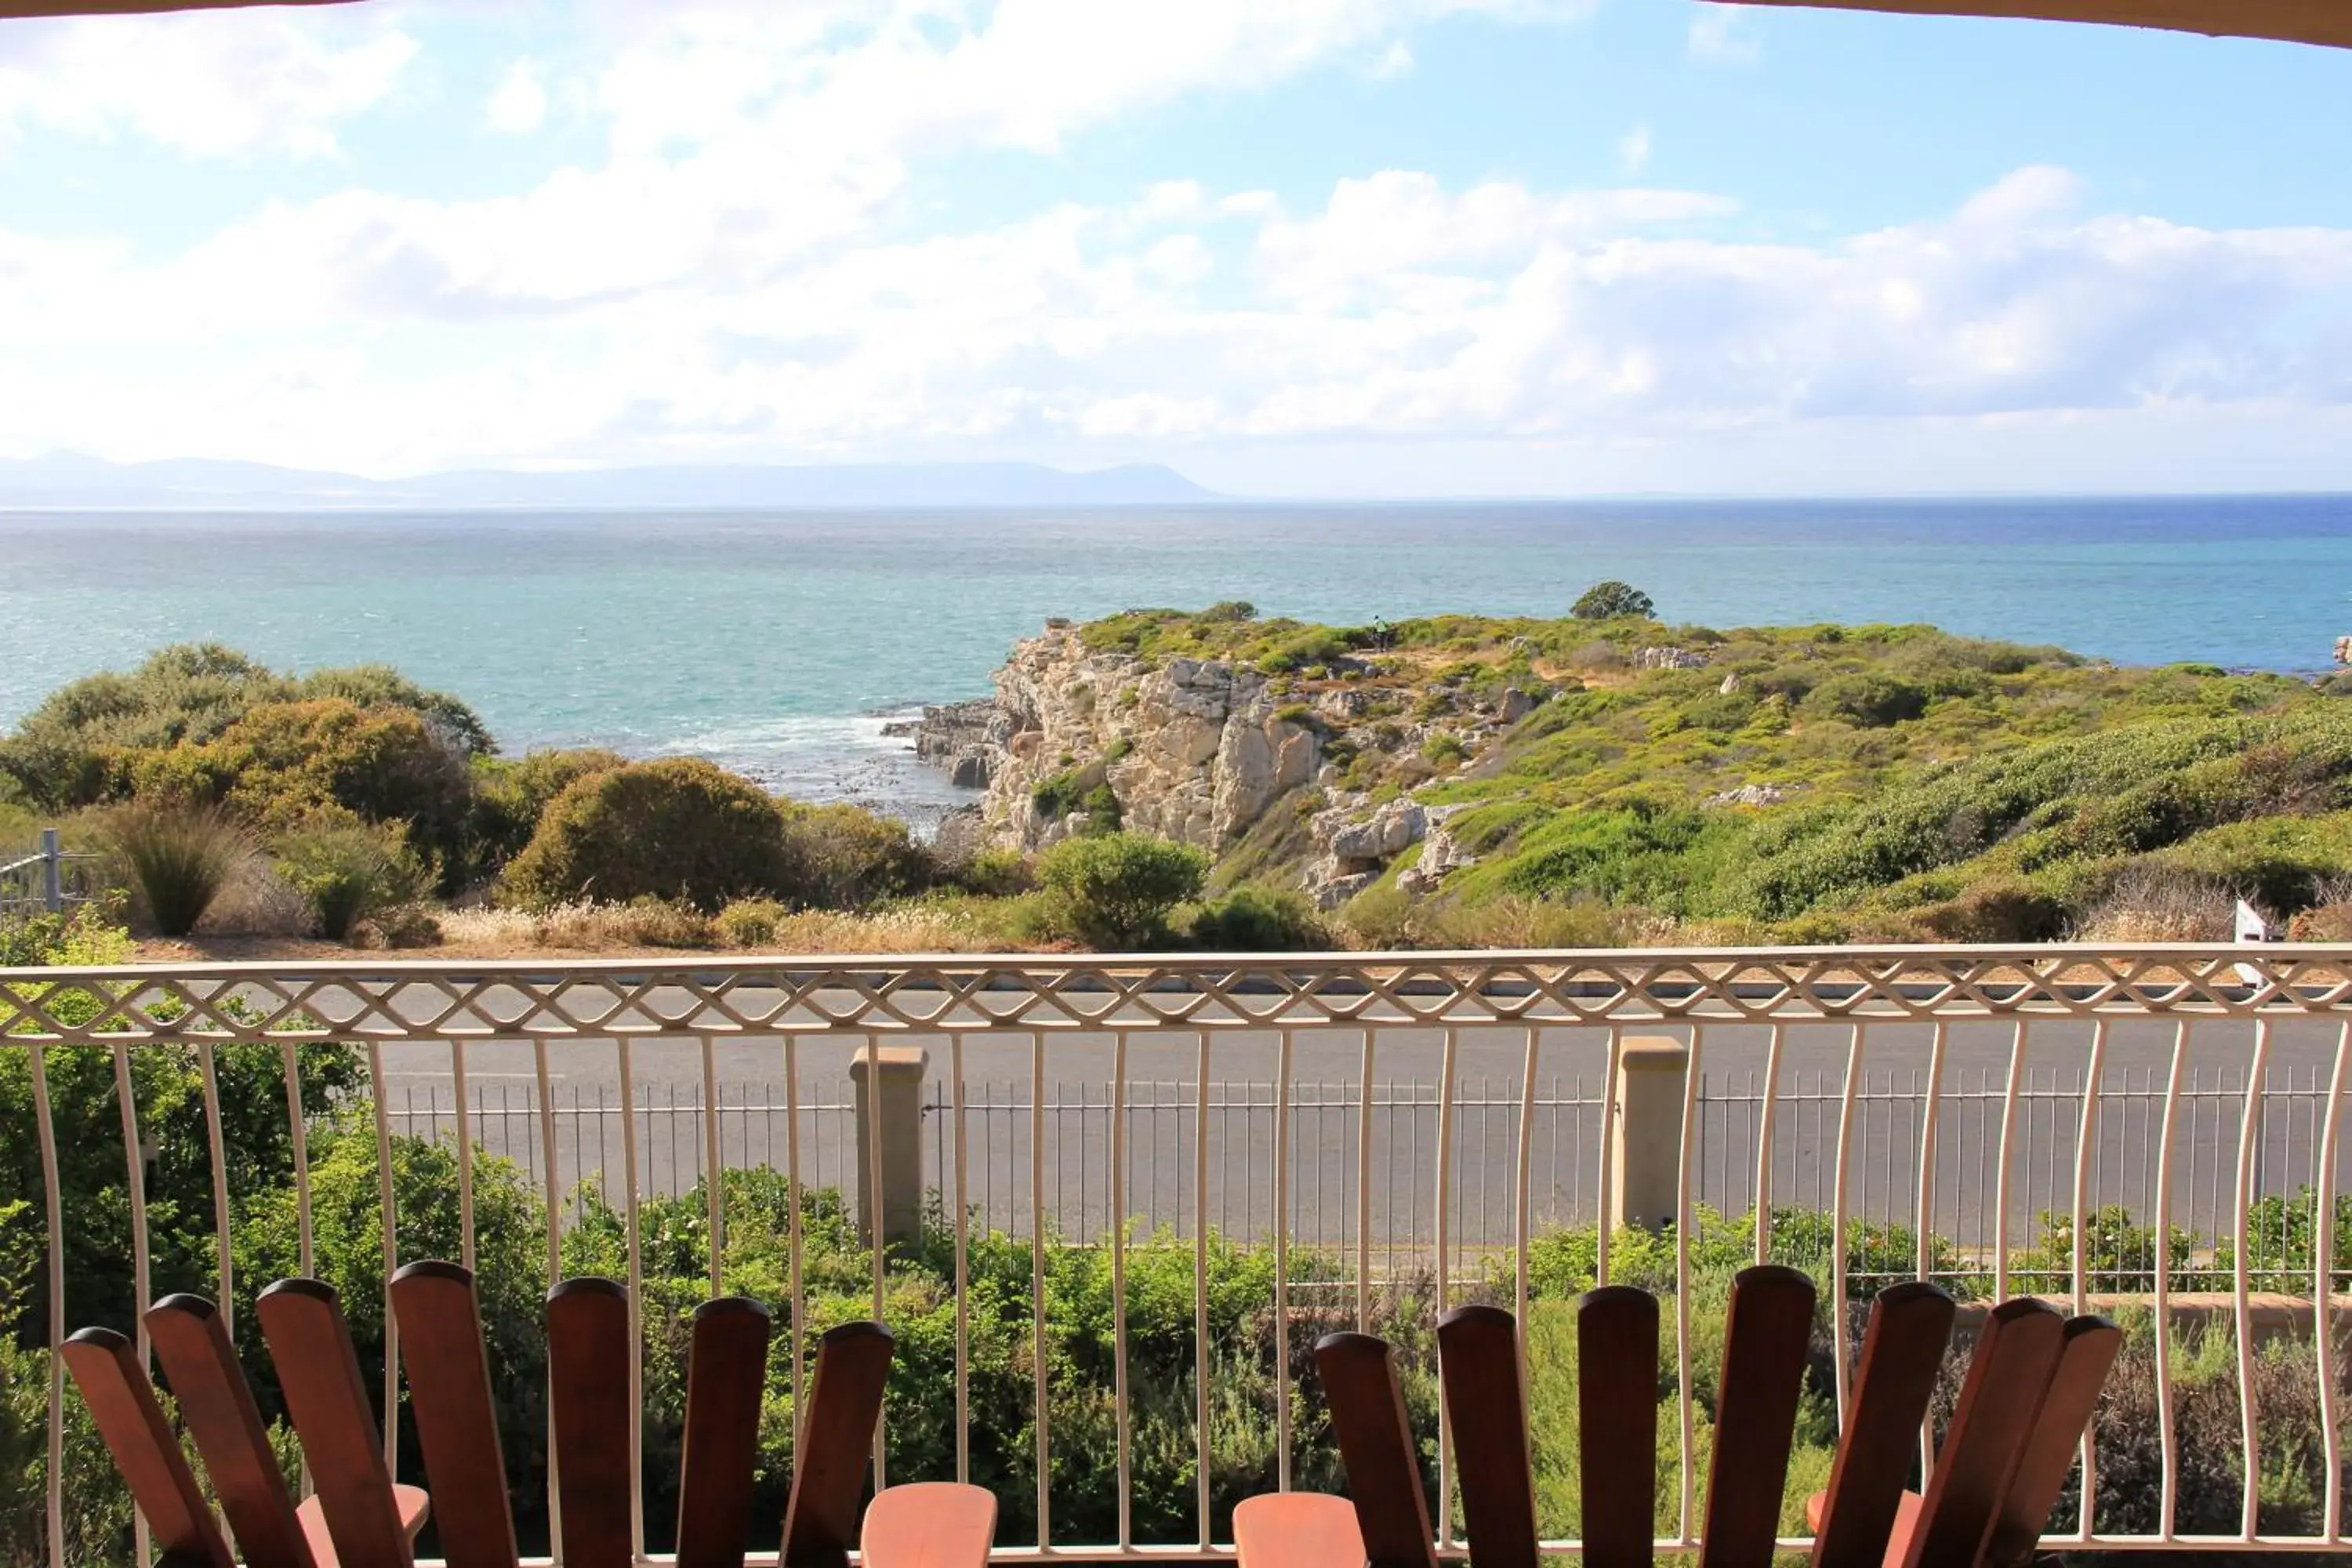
xmin=1071 ymin=604 xmax=2352 ymax=944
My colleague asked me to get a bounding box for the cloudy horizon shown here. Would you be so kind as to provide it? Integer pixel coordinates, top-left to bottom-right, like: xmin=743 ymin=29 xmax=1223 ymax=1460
xmin=2 ymin=1 xmax=2348 ymax=498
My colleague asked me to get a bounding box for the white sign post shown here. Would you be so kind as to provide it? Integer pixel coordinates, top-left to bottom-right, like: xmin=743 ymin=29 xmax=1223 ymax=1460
xmin=2236 ymin=898 xmax=2271 ymax=985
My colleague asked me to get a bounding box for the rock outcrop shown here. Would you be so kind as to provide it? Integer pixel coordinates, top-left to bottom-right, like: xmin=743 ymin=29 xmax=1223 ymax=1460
xmin=918 ymin=625 xmax=1322 ymax=852
xmin=915 ymin=620 xmax=1538 ymax=895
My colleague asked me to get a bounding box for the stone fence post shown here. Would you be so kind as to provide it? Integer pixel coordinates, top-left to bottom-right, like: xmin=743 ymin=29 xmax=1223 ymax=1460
xmin=1610 ymin=1035 xmax=1690 ymax=1232
xmin=850 ymin=1046 xmax=929 ymax=1249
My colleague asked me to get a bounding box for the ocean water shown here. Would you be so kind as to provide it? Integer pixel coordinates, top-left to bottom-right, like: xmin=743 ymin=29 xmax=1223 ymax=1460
xmin=4 ymin=496 xmax=2350 ymax=825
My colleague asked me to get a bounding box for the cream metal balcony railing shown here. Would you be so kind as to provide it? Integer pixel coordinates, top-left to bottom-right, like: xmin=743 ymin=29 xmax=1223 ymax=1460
xmin=5 ymin=944 xmax=2352 ymax=1565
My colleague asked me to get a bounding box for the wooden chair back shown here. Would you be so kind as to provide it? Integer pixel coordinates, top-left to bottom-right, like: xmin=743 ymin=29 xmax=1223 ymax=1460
xmin=545 ymin=1276 xmax=634 ymax=1568
xmin=676 ymin=1296 xmax=774 ymax=1568
xmin=147 ymin=1292 xmax=316 ymax=1568
xmin=1325 ymin=1272 xmax=2116 ymax=1568
xmin=1312 ymin=1330 xmax=1437 ymax=1568
xmin=1576 ymin=1285 xmax=1660 ymax=1568
xmin=390 ymin=1260 xmax=518 ymax=1568
xmin=1436 ymin=1305 xmax=1540 ymax=1568
xmin=779 ymin=1319 xmax=896 ymax=1568
xmin=256 ymin=1277 xmax=417 ymax=1568
xmin=60 ymin=1326 xmax=236 ymax=1568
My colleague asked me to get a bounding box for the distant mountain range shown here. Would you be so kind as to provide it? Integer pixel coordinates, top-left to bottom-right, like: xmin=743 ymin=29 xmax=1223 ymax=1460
xmin=0 ymin=453 xmax=1217 ymax=510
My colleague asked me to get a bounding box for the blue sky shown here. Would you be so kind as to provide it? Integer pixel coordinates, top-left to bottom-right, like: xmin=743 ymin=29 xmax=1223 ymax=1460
xmin=1 ymin=0 xmax=2348 ymax=496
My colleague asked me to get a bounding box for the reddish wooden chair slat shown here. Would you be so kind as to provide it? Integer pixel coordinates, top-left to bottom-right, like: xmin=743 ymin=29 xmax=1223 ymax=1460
xmin=1437 ymin=1304 xmax=1541 ymax=1568
xmin=675 ymin=1295 xmax=773 ymax=1568
xmin=61 ymin=1327 xmax=236 ymax=1568
xmin=546 ymin=1278 xmax=635 ymax=1568
xmin=861 ymin=1481 xmax=1000 ymax=1568
xmin=257 ymin=1277 xmax=426 ymax=1568
xmin=390 ymin=1261 xmax=519 ymax=1568
xmin=1577 ymin=1285 xmax=1661 ymax=1568
xmin=1897 ymin=1299 xmax=2064 ymax=1568
xmin=1981 ymin=1316 xmax=2122 ymax=1568
xmin=147 ymin=1292 xmax=318 ymax=1568
xmin=1232 ymin=1492 xmax=1367 ymax=1568
xmin=1313 ymin=1330 xmax=1438 ymax=1568
xmin=779 ymin=1319 xmax=891 ymax=1568
xmin=1809 ymin=1283 xmax=1957 ymax=1568
xmin=1698 ymin=1265 xmax=1818 ymax=1568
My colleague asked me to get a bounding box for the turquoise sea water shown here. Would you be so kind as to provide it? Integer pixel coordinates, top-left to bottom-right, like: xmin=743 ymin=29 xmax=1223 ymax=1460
xmin=4 ymin=496 xmax=2350 ymax=824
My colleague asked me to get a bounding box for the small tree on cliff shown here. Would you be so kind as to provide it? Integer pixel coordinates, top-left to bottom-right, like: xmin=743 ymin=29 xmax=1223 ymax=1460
xmin=1571 ymin=581 xmax=1654 ymax=620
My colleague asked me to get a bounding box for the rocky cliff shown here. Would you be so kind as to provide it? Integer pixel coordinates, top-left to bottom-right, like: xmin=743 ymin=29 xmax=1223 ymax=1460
xmin=919 ymin=617 xmax=1581 ymax=905
xmin=928 ymin=622 xmax=1322 ymax=854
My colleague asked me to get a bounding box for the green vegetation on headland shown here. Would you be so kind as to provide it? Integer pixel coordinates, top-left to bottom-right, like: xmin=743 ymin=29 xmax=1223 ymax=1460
xmin=10 ymin=595 xmax=2352 ymax=957
xmin=1072 ymin=597 xmax=2352 ymax=945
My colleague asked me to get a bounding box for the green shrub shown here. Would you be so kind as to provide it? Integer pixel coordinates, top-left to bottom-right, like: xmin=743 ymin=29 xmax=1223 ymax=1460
xmin=211 ymin=699 xmax=476 ymax=860
xmin=1570 ymin=581 xmax=1653 ymax=620
xmin=502 ymin=757 xmax=791 ymax=913
xmin=0 ymin=902 xmax=133 ymax=968
xmin=1032 ymin=770 xmax=1086 ymax=822
xmin=468 ymin=748 xmax=629 ymax=875
xmin=1802 ymin=672 xmax=1930 ymax=728
xmin=1079 ymin=783 xmax=1123 ymax=830
xmin=954 ymin=848 xmax=1037 ymax=897
xmin=716 ymin=897 xmax=787 ymax=947
xmin=274 ymin=823 xmax=425 ymax=941
xmin=103 ymin=803 xmax=252 ymax=936
xmin=1187 ymin=884 xmax=1331 ymax=950
xmin=781 ymin=803 xmax=933 ymax=908
xmin=1036 ymin=833 xmax=1209 ymax=948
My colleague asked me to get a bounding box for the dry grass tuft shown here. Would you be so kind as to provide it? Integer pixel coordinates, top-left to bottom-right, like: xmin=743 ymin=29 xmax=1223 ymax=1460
xmin=2074 ymin=865 xmax=2241 ymax=942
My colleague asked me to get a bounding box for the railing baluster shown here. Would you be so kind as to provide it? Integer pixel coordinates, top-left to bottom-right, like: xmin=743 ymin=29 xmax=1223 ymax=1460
xmin=1675 ymin=1022 xmax=1704 ymax=1547
xmin=2154 ymin=1019 xmax=2192 ymax=1543
xmin=2317 ymin=1018 xmax=2350 ymax=1545
xmin=1994 ymin=1020 xmax=2029 ymax=1301
xmin=1033 ymin=1031 xmax=1050 ymax=1549
xmin=1356 ymin=1028 xmax=1375 ymax=1331
xmin=1830 ymin=1023 xmax=1863 ymax=1427
xmin=2071 ymin=1019 xmax=2110 ymax=1541
xmin=1272 ymin=1025 xmax=1294 ymax=1497
xmin=534 ymin=1035 xmax=563 ymax=1563
xmin=1194 ymin=1030 xmax=1213 ymax=1555
xmin=2233 ymin=1017 xmax=2274 ymax=1541
xmin=281 ymin=1042 xmax=314 ymax=1278
xmin=30 ymin=1043 xmax=66 ymax=1568
xmin=368 ymin=1043 xmax=399 ymax=1473
xmin=864 ymin=1033 xmax=889 ymax=1490
xmin=617 ymin=1035 xmax=645 ymax=1561
xmin=949 ymin=1035 xmax=972 ymax=1490
xmin=197 ymin=1044 xmax=233 ymax=1336
xmin=1515 ymin=1025 xmax=1538 ymax=1335
xmin=1111 ymin=1029 xmax=1131 ymax=1541
xmin=1755 ymin=1022 xmax=1785 ymax=1265
xmin=705 ymin=1034 xmax=725 ymax=1297
xmin=786 ymin=1033 xmax=808 ymax=1440
xmin=1433 ymin=1024 xmax=1459 ymax=1552
xmin=1598 ymin=1024 xmax=1622 ymax=1287
xmin=453 ymin=1038 xmax=476 ymax=1274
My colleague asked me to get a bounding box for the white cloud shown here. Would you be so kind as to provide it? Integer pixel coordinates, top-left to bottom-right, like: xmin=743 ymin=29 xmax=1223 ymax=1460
xmin=0 ymin=10 xmax=415 ymax=158
xmin=1617 ymin=124 xmax=1652 ymax=176
xmin=1687 ymin=5 xmax=1761 ymax=65
xmin=8 ymin=162 xmax=2349 ymax=483
xmin=486 ymin=59 xmax=549 ymax=135
xmin=1 ymin=3 xmax=2345 ymax=492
